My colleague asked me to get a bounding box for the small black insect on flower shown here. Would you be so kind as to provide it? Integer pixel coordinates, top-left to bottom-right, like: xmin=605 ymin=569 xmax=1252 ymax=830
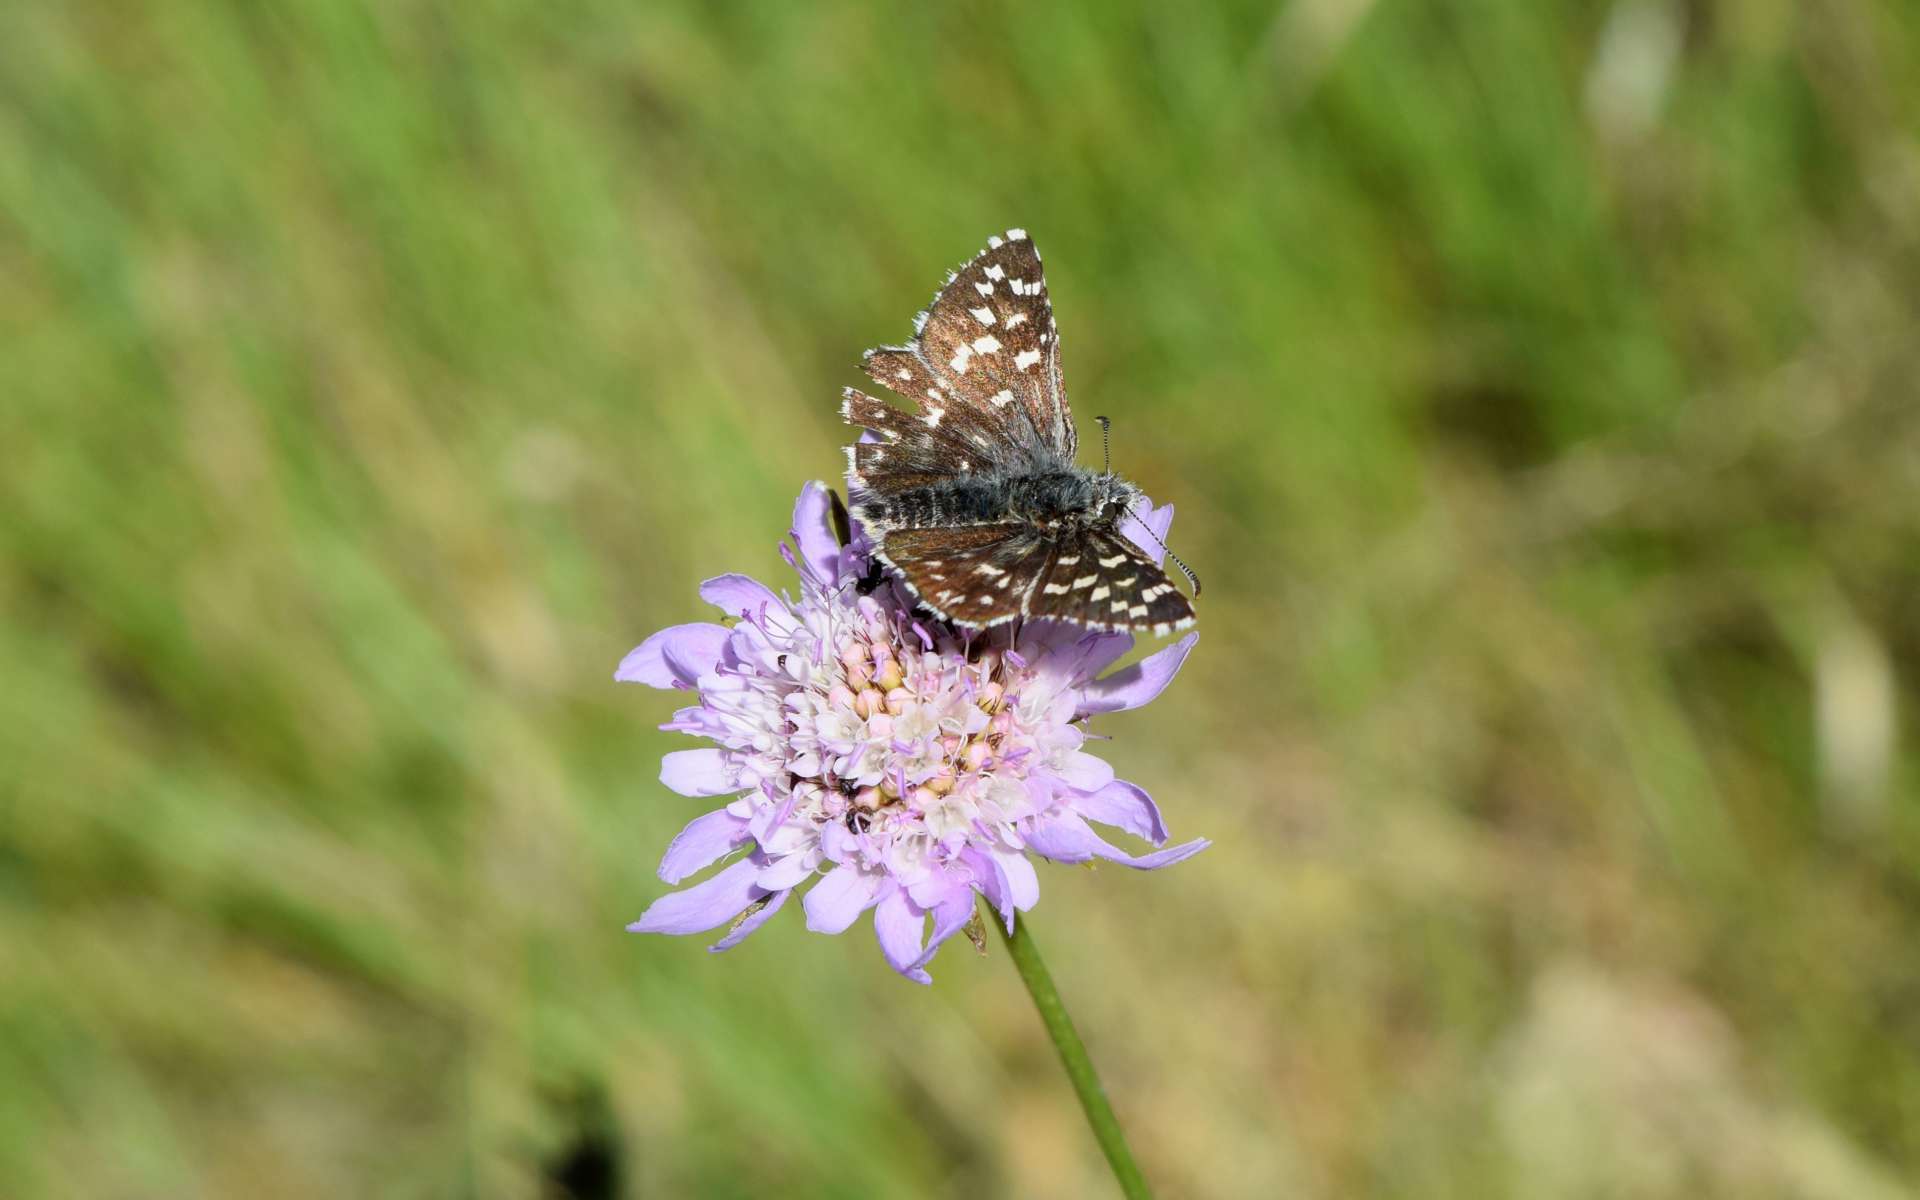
xmin=842 ymin=229 xmax=1197 ymax=636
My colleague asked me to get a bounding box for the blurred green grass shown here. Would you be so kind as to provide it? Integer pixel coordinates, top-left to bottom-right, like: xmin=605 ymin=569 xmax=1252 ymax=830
xmin=4 ymin=1 xmax=1920 ymax=1196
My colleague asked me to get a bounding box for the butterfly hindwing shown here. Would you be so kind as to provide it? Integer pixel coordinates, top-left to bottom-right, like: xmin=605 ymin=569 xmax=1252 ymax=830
xmin=843 ymin=387 xmax=973 ymax=494
xmin=875 ymin=524 xmax=1046 ymax=627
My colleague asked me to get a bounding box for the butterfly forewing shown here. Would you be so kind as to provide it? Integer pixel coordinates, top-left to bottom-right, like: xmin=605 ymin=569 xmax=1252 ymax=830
xmin=863 ymin=229 xmax=1071 ymax=465
xmin=1024 ymin=529 xmax=1195 ymax=634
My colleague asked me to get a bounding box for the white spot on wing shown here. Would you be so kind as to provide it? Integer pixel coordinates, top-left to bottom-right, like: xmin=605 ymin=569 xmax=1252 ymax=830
xmin=1007 ymin=228 xmax=1028 ymax=240
xmin=974 ymin=281 xmax=994 ymax=297
xmin=1003 ymin=311 xmax=1029 ymax=329
xmin=970 ymin=306 xmax=996 ymax=326
xmin=1073 ymin=575 xmax=1097 ymax=589
xmin=989 ymin=389 xmax=1014 ymax=407
xmin=1014 ymin=349 xmax=1041 ymax=371
xmin=1043 ymin=583 xmax=1070 ymax=595
xmin=971 ymin=335 xmax=1001 ymax=355
xmin=984 ymin=264 xmax=1005 ymax=281
xmin=1099 ymin=554 xmax=1127 ymax=567
xmin=1090 ymin=586 xmax=1111 ymax=601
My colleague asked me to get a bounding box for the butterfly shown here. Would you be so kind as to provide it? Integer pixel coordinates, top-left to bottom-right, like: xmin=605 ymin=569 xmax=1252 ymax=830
xmin=841 ymin=229 xmax=1197 ymax=635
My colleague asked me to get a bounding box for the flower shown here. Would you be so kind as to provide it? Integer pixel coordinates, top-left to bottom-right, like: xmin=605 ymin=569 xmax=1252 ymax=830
xmin=618 ymin=483 xmax=1205 ymax=983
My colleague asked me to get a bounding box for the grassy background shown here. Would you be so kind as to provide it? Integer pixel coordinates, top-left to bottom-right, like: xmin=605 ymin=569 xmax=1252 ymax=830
xmin=5 ymin=1 xmax=1920 ymax=1196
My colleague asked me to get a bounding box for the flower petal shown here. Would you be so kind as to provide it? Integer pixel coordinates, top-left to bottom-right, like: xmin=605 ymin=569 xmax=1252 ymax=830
xmin=658 ymin=808 xmax=751 ymax=883
xmin=1078 ymin=632 xmax=1198 ymax=716
xmin=914 ymin=886 xmax=978 ymax=974
xmin=1074 ymin=779 xmax=1169 ymax=845
xmin=1071 ymin=632 xmax=1136 ymax=685
xmin=790 ymin=481 xmax=843 ymax=584
xmin=616 ymin=623 xmax=731 ymax=688
xmin=874 ymin=887 xmax=931 ymax=984
xmin=1112 ymin=838 xmax=1210 ymax=870
xmin=1053 ymin=750 xmax=1115 ymax=794
xmin=708 ymin=886 xmax=792 ymax=952
xmin=1022 ymin=813 xmax=1102 ymax=863
xmin=803 ymin=865 xmax=882 ymax=934
xmin=699 ymin=574 xmax=782 ymax=620
xmin=1118 ymin=499 xmax=1174 ymax=565
xmin=755 ymin=852 xmax=817 ymax=891
xmin=989 ymin=848 xmax=1039 ymax=931
xmin=1026 ymin=811 xmax=1209 ymax=870
xmin=628 ymin=857 xmax=763 ymax=935
xmin=660 ymin=748 xmax=739 ymax=797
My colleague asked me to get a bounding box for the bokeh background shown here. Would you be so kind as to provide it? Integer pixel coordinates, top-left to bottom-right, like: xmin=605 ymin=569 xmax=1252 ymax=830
xmin=6 ymin=2 xmax=1920 ymax=1196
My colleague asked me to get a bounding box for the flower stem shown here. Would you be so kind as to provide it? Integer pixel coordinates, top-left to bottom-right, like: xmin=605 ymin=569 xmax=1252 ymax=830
xmin=995 ymin=913 xmax=1154 ymax=1199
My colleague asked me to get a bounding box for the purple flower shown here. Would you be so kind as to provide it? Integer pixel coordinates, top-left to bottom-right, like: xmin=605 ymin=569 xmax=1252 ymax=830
xmin=618 ymin=483 xmax=1205 ymax=983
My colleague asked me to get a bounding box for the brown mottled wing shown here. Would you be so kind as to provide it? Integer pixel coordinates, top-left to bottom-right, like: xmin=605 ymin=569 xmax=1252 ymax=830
xmin=875 ymin=525 xmax=1050 ymax=628
xmin=854 ymin=228 xmax=1072 ymax=475
xmin=842 ymin=388 xmax=974 ymax=495
xmin=1023 ymin=528 xmax=1195 ymax=635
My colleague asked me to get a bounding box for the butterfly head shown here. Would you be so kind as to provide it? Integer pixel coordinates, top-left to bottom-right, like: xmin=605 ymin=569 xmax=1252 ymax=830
xmin=1090 ymin=472 xmax=1142 ymax=528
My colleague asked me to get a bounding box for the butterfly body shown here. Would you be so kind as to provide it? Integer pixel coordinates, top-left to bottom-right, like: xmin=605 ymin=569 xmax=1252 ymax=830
xmin=843 ymin=229 xmax=1196 ymax=636
xmin=858 ymin=469 xmax=1138 ymax=534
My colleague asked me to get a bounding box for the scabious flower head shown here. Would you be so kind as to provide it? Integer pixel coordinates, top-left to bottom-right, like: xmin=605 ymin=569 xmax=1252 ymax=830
xmin=619 ymin=483 xmax=1204 ymax=983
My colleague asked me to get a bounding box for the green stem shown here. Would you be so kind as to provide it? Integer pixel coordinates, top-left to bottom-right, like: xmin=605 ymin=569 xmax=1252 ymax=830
xmin=995 ymin=912 xmax=1154 ymax=1199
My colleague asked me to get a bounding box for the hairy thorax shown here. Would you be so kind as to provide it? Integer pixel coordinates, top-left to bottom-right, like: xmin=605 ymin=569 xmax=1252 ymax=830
xmin=874 ymin=469 xmax=1139 ymax=534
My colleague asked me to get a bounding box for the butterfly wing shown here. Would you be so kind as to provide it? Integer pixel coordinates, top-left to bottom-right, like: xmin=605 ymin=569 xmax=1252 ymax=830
xmin=1023 ymin=528 xmax=1195 ymax=635
xmin=854 ymin=228 xmax=1072 ymax=474
xmin=874 ymin=524 xmax=1049 ymax=628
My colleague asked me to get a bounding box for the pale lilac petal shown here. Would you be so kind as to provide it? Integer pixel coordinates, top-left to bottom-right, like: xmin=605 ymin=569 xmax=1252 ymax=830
xmin=699 ymin=574 xmax=782 ymax=620
xmin=803 ymin=865 xmax=882 ymax=934
xmin=914 ymin=886 xmax=978 ymax=973
xmin=658 ymin=808 xmax=751 ymax=883
xmin=990 ymin=848 xmax=1039 ymax=928
xmin=616 ymin=623 xmax=730 ymax=688
xmin=708 ymin=886 xmax=791 ymax=952
xmin=1115 ymin=838 xmax=1209 ymax=869
xmin=1026 ymin=811 xmax=1209 ymax=870
xmin=628 ymin=858 xmax=763 ymax=935
xmin=659 ymin=748 xmax=738 ymax=797
xmin=1118 ymin=500 xmax=1175 ymax=564
xmin=1078 ymin=632 xmax=1198 ymax=716
xmin=1022 ymin=813 xmax=1103 ymax=863
xmin=1072 ymin=632 xmax=1136 ymax=685
xmin=790 ymin=481 xmax=842 ymax=583
xmin=755 ymin=852 xmax=816 ymax=890
xmin=874 ymin=887 xmax=931 ymax=984
xmin=962 ymin=847 xmax=1010 ymax=928
xmin=1075 ymin=779 xmax=1169 ymax=844
xmin=1054 ymin=750 xmax=1115 ymax=794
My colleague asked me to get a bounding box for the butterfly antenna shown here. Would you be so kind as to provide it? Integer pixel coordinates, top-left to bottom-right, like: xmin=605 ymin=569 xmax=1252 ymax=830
xmin=1125 ymin=505 xmax=1203 ymax=599
xmin=1095 ymin=415 xmax=1112 ymax=475
xmin=1165 ymin=546 xmax=1203 ymax=599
